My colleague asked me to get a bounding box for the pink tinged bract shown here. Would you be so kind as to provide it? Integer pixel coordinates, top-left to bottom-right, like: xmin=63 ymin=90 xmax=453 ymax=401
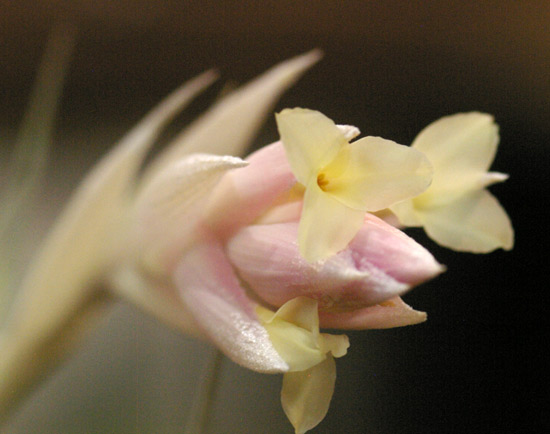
xmin=205 ymin=141 xmax=296 ymax=240
xmin=318 ymin=296 xmax=427 ymax=330
xmin=173 ymin=236 xmax=288 ymax=373
xmin=227 ymin=214 xmax=442 ymax=329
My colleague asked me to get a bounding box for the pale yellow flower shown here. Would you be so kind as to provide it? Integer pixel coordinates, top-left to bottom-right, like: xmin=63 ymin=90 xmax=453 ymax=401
xmin=276 ymin=108 xmax=433 ymax=262
xmin=390 ymin=112 xmax=514 ymax=253
xmin=256 ymin=297 xmax=349 ymax=434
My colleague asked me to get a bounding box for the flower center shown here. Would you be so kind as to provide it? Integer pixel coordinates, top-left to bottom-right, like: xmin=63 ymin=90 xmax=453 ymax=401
xmin=317 ymin=172 xmax=329 ymax=191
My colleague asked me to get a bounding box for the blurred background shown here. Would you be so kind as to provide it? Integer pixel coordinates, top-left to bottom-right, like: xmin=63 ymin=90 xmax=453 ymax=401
xmin=0 ymin=1 xmax=547 ymax=433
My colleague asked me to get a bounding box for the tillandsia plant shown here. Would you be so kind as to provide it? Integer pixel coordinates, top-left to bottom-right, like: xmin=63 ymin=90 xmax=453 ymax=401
xmin=0 ymin=43 xmax=514 ymax=434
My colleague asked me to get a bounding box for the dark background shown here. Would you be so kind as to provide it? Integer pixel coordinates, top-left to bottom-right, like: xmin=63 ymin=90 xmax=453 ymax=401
xmin=1 ymin=1 xmax=547 ymax=433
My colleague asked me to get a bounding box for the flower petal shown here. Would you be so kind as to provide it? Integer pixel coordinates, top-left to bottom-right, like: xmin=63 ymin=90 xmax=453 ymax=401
xmin=174 ymin=237 xmax=288 ymax=373
xmin=146 ymin=50 xmax=322 ymax=181
xmin=324 ymin=136 xmax=433 ymax=211
xmin=281 ymin=355 xmax=337 ymax=434
xmin=388 ymin=199 xmax=423 ymax=227
xmin=411 ymin=112 xmax=499 ymax=198
xmin=318 ymin=297 xmax=427 ymax=330
xmin=133 ymin=154 xmax=247 ymax=274
xmin=276 ymin=108 xmax=347 ymax=185
xmin=299 ymin=179 xmax=365 ymax=262
xmin=256 ymin=299 xmax=326 ymax=372
xmin=420 ymin=189 xmax=514 ymax=252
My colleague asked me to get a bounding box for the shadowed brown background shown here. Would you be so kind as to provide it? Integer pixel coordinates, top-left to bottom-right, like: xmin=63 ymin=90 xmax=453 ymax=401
xmin=1 ymin=1 xmax=547 ymax=433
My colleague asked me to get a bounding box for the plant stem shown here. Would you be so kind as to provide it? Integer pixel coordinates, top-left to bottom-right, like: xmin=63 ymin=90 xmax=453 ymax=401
xmin=183 ymin=348 xmax=224 ymax=434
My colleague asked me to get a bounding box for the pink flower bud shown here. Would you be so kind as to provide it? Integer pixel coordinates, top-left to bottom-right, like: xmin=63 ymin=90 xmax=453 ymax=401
xmin=226 ymin=215 xmax=442 ymax=329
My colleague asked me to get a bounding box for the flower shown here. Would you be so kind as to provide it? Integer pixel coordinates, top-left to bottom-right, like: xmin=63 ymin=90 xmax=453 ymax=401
xmin=168 ymin=140 xmax=442 ymax=432
xmin=390 ymin=112 xmax=514 ymax=253
xmin=257 ymin=297 xmax=349 ymax=434
xmin=1 ymin=51 xmax=443 ymax=433
xmin=0 ymin=51 xmax=325 ymax=415
xmin=275 ymin=108 xmax=434 ymax=262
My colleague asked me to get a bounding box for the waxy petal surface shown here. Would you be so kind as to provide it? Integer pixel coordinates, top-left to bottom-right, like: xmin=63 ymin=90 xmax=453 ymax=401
xmin=205 ymin=142 xmax=296 ymax=239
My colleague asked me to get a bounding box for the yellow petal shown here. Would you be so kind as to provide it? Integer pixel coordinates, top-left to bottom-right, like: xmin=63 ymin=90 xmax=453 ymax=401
xmin=322 ymin=136 xmax=433 ymax=211
xmin=270 ymin=297 xmax=320 ymax=336
xmin=412 ymin=112 xmax=499 ymax=198
xmin=281 ymin=355 xmax=337 ymax=434
xmin=299 ymin=179 xmax=365 ymax=262
xmin=389 ymin=199 xmax=423 ymax=227
xmin=276 ymin=108 xmax=347 ymax=185
xmin=420 ymin=189 xmax=514 ymax=252
xmin=256 ymin=304 xmax=325 ymax=372
xmin=319 ymin=332 xmax=350 ymax=358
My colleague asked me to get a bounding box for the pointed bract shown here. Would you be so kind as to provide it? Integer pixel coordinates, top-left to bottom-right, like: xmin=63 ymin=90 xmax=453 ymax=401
xmin=146 ymin=50 xmax=322 ymax=181
xmin=174 ymin=237 xmax=288 ymax=373
xmin=227 ymin=217 xmax=442 ymax=318
xmin=134 ymin=154 xmax=247 ymax=274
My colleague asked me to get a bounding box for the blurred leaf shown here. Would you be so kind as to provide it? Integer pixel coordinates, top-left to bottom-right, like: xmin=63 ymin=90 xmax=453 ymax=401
xmin=0 ymin=23 xmax=76 ymax=315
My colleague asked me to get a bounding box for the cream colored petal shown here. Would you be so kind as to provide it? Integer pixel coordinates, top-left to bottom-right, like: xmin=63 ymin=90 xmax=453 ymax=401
xmin=299 ymin=179 xmax=365 ymax=263
xmin=276 ymin=108 xmax=347 ymax=185
xmin=478 ymin=171 xmax=509 ymax=188
xmin=324 ymin=137 xmax=433 ymax=211
xmin=145 ymin=50 xmax=322 ymax=182
xmin=270 ymin=296 xmax=320 ymax=335
xmin=133 ymin=154 xmax=247 ymax=275
xmin=257 ymin=298 xmax=348 ymax=372
xmin=421 ymin=189 xmax=514 ymax=252
xmin=108 ymin=264 xmax=203 ymax=338
xmin=412 ymin=112 xmax=499 ymax=195
xmin=319 ymin=333 xmax=350 ymax=358
xmin=257 ymin=304 xmax=326 ymax=372
xmin=389 ymin=199 xmax=424 ymax=227
xmin=281 ymin=355 xmax=337 ymax=434
xmin=336 ymin=124 xmax=361 ymax=141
